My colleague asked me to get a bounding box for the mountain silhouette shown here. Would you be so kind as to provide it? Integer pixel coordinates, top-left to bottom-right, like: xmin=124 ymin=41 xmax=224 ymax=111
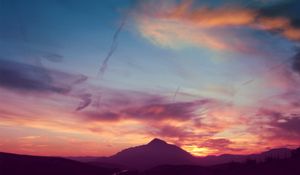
xmin=144 ymin=148 xmax=300 ymax=175
xmin=1 ymin=139 xmax=299 ymax=175
xmin=93 ymin=138 xmax=195 ymax=170
xmin=0 ymin=152 xmax=116 ymax=175
xmin=87 ymin=138 xmax=294 ymax=170
xmin=197 ymin=148 xmax=292 ymax=166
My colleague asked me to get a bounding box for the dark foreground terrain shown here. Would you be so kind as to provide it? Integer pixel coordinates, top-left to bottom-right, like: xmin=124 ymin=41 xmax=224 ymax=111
xmin=1 ymin=148 xmax=300 ymax=175
xmin=0 ymin=152 xmax=116 ymax=175
xmin=142 ymin=149 xmax=300 ymax=175
xmin=1 ymin=139 xmax=300 ymax=175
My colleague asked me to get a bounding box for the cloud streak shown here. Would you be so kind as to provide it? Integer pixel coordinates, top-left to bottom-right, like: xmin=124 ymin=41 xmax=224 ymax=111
xmin=0 ymin=59 xmax=92 ymax=112
xmin=82 ymin=98 xmax=211 ymax=122
xmin=75 ymin=93 xmax=92 ymax=111
xmin=133 ymin=0 xmax=300 ymax=52
xmin=0 ymin=59 xmax=70 ymax=94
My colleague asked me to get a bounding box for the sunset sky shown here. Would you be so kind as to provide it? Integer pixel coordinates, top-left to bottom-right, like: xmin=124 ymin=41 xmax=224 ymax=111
xmin=1 ymin=0 xmax=300 ymax=157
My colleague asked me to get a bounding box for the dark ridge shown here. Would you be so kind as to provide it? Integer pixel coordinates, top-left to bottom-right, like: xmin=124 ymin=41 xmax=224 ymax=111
xmin=148 ymin=138 xmax=168 ymax=145
xmin=0 ymin=152 xmax=117 ymax=175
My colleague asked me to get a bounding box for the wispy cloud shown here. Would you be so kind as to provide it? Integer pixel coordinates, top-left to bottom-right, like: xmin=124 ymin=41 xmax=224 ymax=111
xmin=0 ymin=59 xmax=71 ymax=94
xmin=133 ymin=0 xmax=300 ymax=52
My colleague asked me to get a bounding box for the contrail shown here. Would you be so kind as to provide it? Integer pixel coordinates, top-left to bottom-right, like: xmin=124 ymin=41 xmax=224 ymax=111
xmin=98 ymin=17 xmax=127 ymax=78
xmin=172 ymin=86 xmax=180 ymax=102
xmin=241 ymin=79 xmax=254 ymax=86
xmin=78 ymin=15 xmax=127 ymax=110
xmin=93 ymin=16 xmax=127 ymax=110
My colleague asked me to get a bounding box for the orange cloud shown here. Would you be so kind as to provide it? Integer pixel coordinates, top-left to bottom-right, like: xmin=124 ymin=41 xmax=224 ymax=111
xmin=283 ymin=27 xmax=300 ymax=41
xmin=257 ymin=16 xmax=300 ymax=41
xmin=160 ymin=2 xmax=256 ymax=28
xmin=134 ymin=0 xmax=300 ymax=51
xmin=136 ymin=15 xmax=248 ymax=51
xmin=135 ymin=1 xmax=255 ymax=51
xmin=256 ymin=17 xmax=290 ymax=30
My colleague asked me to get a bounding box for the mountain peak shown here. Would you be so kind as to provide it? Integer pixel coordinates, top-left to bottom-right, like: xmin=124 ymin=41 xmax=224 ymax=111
xmin=148 ymin=138 xmax=167 ymax=145
xmin=107 ymin=138 xmax=194 ymax=169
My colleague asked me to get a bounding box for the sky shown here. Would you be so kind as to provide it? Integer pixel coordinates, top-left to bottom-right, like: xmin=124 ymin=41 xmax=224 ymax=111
xmin=0 ymin=0 xmax=300 ymax=157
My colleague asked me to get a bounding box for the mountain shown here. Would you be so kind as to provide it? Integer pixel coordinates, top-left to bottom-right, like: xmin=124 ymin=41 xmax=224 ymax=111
xmin=1 ymin=139 xmax=299 ymax=175
xmin=143 ymin=148 xmax=300 ymax=175
xmin=197 ymin=148 xmax=292 ymax=166
xmin=88 ymin=138 xmax=293 ymax=169
xmin=93 ymin=138 xmax=196 ymax=170
xmin=0 ymin=152 xmax=117 ymax=175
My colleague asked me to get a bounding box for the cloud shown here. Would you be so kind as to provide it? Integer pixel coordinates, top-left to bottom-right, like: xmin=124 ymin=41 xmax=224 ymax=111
xmin=122 ymin=99 xmax=210 ymax=121
xmin=258 ymin=0 xmax=300 ymax=24
xmin=256 ymin=16 xmax=300 ymax=41
xmin=75 ymin=93 xmax=92 ymax=111
xmin=291 ymin=50 xmax=300 ymax=74
xmin=0 ymin=59 xmax=92 ymax=112
xmin=80 ymin=93 xmax=211 ymax=122
xmin=253 ymin=107 xmax=300 ymax=141
xmin=135 ymin=12 xmax=243 ymax=51
xmin=160 ymin=3 xmax=255 ymax=27
xmin=20 ymin=136 xmax=41 ymax=140
xmin=198 ymin=138 xmax=245 ymax=153
xmin=200 ymin=138 xmax=231 ymax=149
xmin=83 ymin=111 xmax=121 ymax=122
xmin=0 ymin=59 xmax=88 ymax=94
xmin=153 ymin=125 xmax=193 ymax=138
xmin=275 ymin=117 xmax=300 ymax=135
xmin=0 ymin=59 xmax=70 ymax=93
xmin=42 ymin=53 xmax=64 ymax=63
xmin=133 ymin=0 xmax=300 ymax=52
